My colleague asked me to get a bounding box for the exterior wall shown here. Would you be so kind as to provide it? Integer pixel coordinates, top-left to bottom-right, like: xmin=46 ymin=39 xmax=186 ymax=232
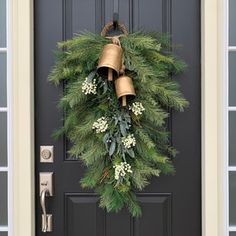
xmin=11 ymin=0 xmax=224 ymax=235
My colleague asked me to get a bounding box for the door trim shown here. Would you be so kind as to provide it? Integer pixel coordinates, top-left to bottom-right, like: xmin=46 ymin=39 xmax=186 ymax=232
xmin=201 ymin=0 xmax=224 ymax=235
xmin=12 ymin=0 xmax=35 ymax=236
xmin=11 ymin=0 xmax=223 ymax=235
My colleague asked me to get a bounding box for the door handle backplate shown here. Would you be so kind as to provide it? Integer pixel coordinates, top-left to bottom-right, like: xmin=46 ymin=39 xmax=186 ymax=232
xmin=39 ymin=172 xmax=53 ymax=196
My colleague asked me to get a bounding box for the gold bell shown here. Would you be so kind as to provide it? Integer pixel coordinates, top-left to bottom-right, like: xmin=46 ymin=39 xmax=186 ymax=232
xmin=115 ymin=75 xmax=136 ymax=106
xmin=97 ymin=44 xmax=123 ymax=81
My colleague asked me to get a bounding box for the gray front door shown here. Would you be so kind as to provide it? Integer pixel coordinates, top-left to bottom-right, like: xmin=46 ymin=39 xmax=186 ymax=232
xmin=35 ymin=0 xmax=201 ymax=235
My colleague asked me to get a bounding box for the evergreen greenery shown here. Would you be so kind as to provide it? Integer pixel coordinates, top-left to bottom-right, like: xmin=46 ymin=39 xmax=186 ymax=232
xmin=49 ymin=31 xmax=188 ymax=217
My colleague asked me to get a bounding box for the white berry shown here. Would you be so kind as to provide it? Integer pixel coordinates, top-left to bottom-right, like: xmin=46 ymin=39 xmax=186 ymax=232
xmin=82 ymin=77 xmax=97 ymax=95
xmin=122 ymin=134 xmax=136 ymax=149
xmin=92 ymin=117 xmax=108 ymax=133
xmin=113 ymin=162 xmax=133 ymax=180
xmin=129 ymin=102 xmax=145 ymax=116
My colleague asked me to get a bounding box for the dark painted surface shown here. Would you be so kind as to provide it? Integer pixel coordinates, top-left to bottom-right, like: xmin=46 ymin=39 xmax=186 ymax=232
xmin=35 ymin=0 xmax=201 ymax=235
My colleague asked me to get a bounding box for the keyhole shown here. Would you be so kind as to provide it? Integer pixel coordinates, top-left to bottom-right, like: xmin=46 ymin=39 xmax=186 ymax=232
xmin=41 ymin=149 xmax=52 ymax=160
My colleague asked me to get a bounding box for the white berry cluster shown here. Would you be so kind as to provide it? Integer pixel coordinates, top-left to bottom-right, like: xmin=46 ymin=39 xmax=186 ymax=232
xmin=92 ymin=117 xmax=108 ymax=133
xmin=113 ymin=162 xmax=132 ymax=180
xmin=122 ymin=134 xmax=136 ymax=149
xmin=82 ymin=77 xmax=97 ymax=95
xmin=129 ymin=102 xmax=145 ymax=116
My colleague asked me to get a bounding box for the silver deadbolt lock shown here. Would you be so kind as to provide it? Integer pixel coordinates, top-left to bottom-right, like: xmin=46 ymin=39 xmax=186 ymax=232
xmin=40 ymin=146 xmax=54 ymax=163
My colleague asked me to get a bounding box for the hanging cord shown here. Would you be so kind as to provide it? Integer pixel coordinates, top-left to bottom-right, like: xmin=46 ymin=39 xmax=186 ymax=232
xmin=101 ymin=20 xmax=128 ymax=76
xmin=100 ymin=21 xmax=128 ymax=37
xmin=101 ymin=22 xmax=127 ymax=75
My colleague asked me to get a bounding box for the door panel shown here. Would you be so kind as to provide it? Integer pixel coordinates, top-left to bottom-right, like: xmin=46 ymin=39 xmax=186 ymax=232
xmin=64 ymin=193 xmax=171 ymax=236
xmin=35 ymin=0 xmax=201 ymax=235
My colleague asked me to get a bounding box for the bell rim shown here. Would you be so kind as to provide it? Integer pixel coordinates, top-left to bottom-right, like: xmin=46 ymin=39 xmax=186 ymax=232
xmin=115 ymin=75 xmax=133 ymax=80
xmin=97 ymin=64 xmax=121 ymax=74
xmin=103 ymin=43 xmax=122 ymax=49
xmin=117 ymin=92 xmax=136 ymax=98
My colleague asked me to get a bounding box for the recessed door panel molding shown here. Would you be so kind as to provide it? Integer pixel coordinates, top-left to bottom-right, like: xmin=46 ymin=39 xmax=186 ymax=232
xmin=65 ymin=194 xmax=105 ymax=236
xmin=134 ymin=194 xmax=172 ymax=236
xmin=64 ymin=0 xmax=104 ymax=39
xmin=65 ymin=193 xmax=172 ymax=236
xmin=133 ymin=0 xmax=172 ymax=33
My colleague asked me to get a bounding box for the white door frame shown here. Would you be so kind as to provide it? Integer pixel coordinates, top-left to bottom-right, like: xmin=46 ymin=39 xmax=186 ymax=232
xmin=201 ymin=0 xmax=225 ymax=235
xmin=11 ymin=0 xmax=225 ymax=235
xmin=12 ymin=1 xmax=35 ymax=236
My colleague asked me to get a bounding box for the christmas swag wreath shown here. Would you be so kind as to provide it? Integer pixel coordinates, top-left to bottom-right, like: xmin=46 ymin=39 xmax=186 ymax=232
xmin=49 ymin=22 xmax=188 ymax=217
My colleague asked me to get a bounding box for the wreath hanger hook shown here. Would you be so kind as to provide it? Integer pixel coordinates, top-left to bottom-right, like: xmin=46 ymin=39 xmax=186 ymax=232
xmin=113 ymin=0 xmax=119 ymax=30
xmin=113 ymin=12 xmax=119 ymax=30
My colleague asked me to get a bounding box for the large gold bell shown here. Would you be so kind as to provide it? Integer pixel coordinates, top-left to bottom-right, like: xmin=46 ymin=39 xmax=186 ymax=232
xmin=115 ymin=75 xmax=136 ymax=106
xmin=97 ymin=44 xmax=123 ymax=81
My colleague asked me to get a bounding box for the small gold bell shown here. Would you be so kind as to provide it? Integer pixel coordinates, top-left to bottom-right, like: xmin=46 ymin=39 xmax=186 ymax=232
xmin=115 ymin=75 xmax=136 ymax=106
xmin=97 ymin=44 xmax=123 ymax=81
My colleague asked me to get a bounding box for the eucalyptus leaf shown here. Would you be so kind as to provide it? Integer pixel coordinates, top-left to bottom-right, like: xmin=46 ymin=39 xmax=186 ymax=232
xmin=126 ymin=148 xmax=135 ymax=158
xmin=114 ymin=118 xmax=118 ymax=126
xmin=120 ymin=123 xmax=127 ymax=136
xmin=109 ymin=141 xmax=116 ymax=156
xmin=103 ymin=133 xmax=109 ymax=142
xmin=87 ymin=71 xmax=96 ymax=81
